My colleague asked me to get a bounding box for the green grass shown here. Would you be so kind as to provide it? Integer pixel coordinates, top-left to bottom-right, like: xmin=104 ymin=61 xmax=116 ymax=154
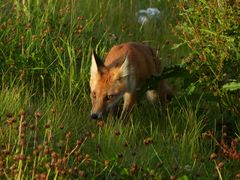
xmin=0 ymin=0 xmax=239 ymax=179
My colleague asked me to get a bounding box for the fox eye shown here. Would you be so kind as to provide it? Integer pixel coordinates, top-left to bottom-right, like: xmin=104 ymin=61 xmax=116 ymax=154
xmin=106 ymin=95 xmax=113 ymax=101
xmin=92 ymin=92 xmax=96 ymax=99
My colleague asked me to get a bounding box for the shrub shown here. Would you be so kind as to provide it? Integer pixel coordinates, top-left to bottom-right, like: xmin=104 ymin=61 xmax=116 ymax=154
xmin=176 ymin=0 xmax=240 ymax=117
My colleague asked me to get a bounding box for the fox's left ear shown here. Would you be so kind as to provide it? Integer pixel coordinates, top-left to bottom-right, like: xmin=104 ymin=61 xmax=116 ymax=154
xmin=91 ymin=49 xmax=105 ymax=76
xmin=119 ymin=55 xmax=131 ymax=78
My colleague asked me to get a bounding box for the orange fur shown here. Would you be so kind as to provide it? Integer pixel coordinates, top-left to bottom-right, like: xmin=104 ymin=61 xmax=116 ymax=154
xmin=90 ymin=42 xmax=173 ymax=119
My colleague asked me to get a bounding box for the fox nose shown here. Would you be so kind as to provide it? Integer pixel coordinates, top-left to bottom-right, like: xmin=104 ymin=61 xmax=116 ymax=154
xmin=90 ymin=113 xmax=101 ymax=120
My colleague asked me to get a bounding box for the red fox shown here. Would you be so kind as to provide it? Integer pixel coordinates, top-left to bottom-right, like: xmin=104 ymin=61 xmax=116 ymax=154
xmin=90 ymin=42 xmax=173 ymax=119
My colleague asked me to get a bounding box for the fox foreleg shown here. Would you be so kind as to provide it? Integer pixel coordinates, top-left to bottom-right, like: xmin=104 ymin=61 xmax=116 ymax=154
xmin=120 ymin=92 xmax=136 ymax=120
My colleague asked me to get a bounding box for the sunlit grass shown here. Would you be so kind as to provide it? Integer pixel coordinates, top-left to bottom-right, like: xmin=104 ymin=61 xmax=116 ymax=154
xmin=0 ymin=0 xmax=239 ymax=179
xmin=0 ymin=85 xmax=239 ymax=179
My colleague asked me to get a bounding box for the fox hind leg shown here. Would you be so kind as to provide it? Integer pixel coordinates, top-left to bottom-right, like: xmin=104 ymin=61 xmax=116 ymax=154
xmin=146 ymin=89 xmax=159 ymax=103
xmin=146 ymin=80 xmax=174 ymax=104
xmin=159 ymin=80 xmax=174 ymax=104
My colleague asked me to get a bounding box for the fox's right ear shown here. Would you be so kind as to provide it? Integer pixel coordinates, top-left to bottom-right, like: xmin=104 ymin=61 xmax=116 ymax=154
xmin=91 ymin=49 xmax=105 ymax=76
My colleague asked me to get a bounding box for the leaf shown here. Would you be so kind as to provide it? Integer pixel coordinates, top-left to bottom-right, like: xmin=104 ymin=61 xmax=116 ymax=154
xmin=172 ymin=42 xmax=187 ymax=49
xmin=222 ymin=82 xmax=240 ymax=91
xmin=137 ymin=64 xmax=189 ymax=98
xmin=199 ymin=0 xmax=206 ymax=5
xmin=186 ymin=83 xmax=196 ymax=95
xmin=120 ymin=168 xmax=129 ymax=175
xmin=200 ymin=29 xmax=217 ymax=36
xmin=178 ymin=175 xmax=189 ymax=180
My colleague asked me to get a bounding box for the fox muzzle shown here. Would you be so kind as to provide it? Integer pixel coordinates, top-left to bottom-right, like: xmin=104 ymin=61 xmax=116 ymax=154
xmin=90 ymin=112 xmax=103 ymax=120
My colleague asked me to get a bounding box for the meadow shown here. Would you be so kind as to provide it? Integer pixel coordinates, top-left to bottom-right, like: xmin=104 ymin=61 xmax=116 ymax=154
xmin=0 ymin=0 xmax=239 ymax=179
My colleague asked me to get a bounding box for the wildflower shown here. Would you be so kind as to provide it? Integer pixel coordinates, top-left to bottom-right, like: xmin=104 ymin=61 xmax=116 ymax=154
xmin=130 ymin=163 xmax=139 ymax=174
xmin=137 ymin=8 xmax=161 ymax=25
xmin=217 ymin=162 xmax=224 ymax=170
xmin=184 ymin=164 xmax=191 ymax=172
xmin=143 ymin=137 xmax=153 ymax=145
xmin=104 ymin=160 xmax=110 ymax=167
xmin=35 ymin=111 xmax=43 ymax=119
xmin=236 ymin=173 xmax=240 ymax=179
xmin=115 ymin=131 xmax=121 ymax=136
xmin=79 ymin=170 xmax=85 ymax=177
xmin=170 ymin=175 xmax=176 ymax=180
xmin=210 ymin=153 xmax=217 ymax=160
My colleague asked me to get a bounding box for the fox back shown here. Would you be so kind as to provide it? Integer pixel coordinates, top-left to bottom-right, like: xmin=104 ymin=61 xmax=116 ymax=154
xmin=90 ymin=42 xmax=172 ymax=119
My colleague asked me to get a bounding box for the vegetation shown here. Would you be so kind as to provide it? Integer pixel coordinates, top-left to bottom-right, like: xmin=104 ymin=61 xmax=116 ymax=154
xmin=0 ymin=0 xmax=239 ymax=179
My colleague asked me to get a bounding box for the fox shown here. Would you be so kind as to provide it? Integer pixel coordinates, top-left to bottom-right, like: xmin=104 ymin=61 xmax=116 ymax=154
xmin=90 ymin=42 xmax=173 ymax=120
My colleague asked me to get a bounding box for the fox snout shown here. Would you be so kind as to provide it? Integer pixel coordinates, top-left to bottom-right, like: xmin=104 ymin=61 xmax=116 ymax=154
xmin=90 ymin=112 xmax=103 ymax=120
xmin=90 ymin=104 xmax=105 ymax=120
xmin=90 ymin=97 xmax=105 ymax=120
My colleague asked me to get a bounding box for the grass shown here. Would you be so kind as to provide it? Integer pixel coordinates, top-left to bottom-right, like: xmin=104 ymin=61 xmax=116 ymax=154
xmin=0 ymin=0 xmax=239 ymax=179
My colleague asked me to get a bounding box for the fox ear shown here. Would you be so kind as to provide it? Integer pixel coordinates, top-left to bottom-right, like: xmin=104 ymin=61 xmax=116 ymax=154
xmin=91 ymin=49 xmax=105 ymax=76
xmin=119 ymin=55 xmax=131 ymax=78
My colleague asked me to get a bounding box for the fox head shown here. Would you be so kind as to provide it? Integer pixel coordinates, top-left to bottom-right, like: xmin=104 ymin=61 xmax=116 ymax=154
xmin=89 ymin=50 xmax=131 ymax=120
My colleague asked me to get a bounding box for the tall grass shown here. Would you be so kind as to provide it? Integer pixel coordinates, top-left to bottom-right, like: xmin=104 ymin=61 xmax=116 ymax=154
xmin=0 ymin=0 xmax=239 ymax=179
